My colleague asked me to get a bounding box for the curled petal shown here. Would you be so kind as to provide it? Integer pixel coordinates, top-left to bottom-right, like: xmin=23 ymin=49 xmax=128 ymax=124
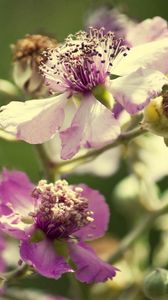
xmin=0 ymin=94 xmax=68 ymax=144
xmin=127 ymin=17 xmax=168 ymax=46
xmin=20 ymin=239 xmax=72 ymax=279
xmin=111 ymin=68 xmax=168 ymax=114
xmin=114 ymin=38 xmax=168 ymax=76
xmin=60 ymin=95 xmax=120 ymax=159
xmin=68 ymin=241 xmax=118 ymax=283
xmin=74 ymin=185 xmax=109 ymax=241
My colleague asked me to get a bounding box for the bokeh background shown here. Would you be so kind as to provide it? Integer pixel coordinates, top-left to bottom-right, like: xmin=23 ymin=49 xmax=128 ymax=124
xmin=0 ymin=0 xmax=168 ymax=299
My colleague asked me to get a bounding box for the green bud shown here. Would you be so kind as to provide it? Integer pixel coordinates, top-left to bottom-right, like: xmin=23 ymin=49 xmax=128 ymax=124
xmin=143 ymin=89 xmax=168 ymax=138
xmin=92 ymin=84 xmax=114 ymax=109
xmin=143 ymin=268 xmax=168 ymax=300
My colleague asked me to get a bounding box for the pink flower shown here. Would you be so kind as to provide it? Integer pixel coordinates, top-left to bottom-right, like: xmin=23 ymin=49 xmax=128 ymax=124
xmin=0 ymin=169 xmax=118 ymax=283
xmin=85 ymin=7 xmax=168 ymax=46
xmin=85 ymin=6 xmax=135 ymax=39
xmin=0 ymin=28 xmax=167 ymax=159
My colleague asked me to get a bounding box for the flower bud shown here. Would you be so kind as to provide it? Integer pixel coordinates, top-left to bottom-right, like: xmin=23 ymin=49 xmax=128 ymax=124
xmin=143 ymin=87 xmax=168 ymax=138
xmin=143 ymin=268 xmax=168 ymax=300
xmin=11 ymin=34 xmax=57 ymax=98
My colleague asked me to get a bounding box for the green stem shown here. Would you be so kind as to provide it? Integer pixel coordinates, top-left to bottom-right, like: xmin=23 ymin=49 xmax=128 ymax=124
xmin=1 ymin=264 xmax=30 ymax=284
xmin=0 ymin=79 xmax=19 ymax=98
xmin=68 ymin=274 xmax=84 ymax=300
xmin=57 ymin=127 xmax=146 ymax=172
xmin=35 ymin=144 xmax=59 ymax=182
xmin=108 ymin=201 xmax=168 ymax=264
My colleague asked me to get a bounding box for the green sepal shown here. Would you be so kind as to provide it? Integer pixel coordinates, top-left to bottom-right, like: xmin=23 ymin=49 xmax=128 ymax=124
xmin=92 ymin=84 xmax=114 ymax=109
xmin=29 ymin=229 xmax=45 ymax=243
xmin=53 ymin=239 xmax=69 ymax=259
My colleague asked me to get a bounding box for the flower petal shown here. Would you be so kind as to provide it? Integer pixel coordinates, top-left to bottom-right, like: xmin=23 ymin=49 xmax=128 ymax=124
xmin=74 ymin=185 xmax=109 ymax=240
xmin=0 ymin=169 xmax=35 ymax=239
xmin=68 ymin=241 xmax=117 ymax=283
xmin=20 ymin=239 xmax=72 ymax=279
xmin=0 ymin=169 xmax=34 ymax=215
xmin=114 ymin=38 xmax=168 ymax=75
xmin=60 ymin=95 xmax=120 ymax=159
xmin=111 ymin=68 xmax=168 ymax=114
xmin=127 ymin=17 xmax=168 ymax=46
xmin=0 ymin=94 xmax=67 ymax=144
xmin=0 ymin=214 xmax=32 ymax=239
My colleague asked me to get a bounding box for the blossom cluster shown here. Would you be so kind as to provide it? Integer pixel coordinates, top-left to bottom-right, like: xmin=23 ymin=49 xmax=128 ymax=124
xmin=0 ymin=5 xmax=168 ymax=300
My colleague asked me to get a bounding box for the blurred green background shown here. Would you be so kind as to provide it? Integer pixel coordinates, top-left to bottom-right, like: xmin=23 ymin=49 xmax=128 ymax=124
xmin=0 ymin=0 xmax=168 ymax=299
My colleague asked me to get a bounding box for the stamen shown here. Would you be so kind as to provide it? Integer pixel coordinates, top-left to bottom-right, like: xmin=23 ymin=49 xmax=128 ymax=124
xmin=39 ymin=27 xmax=128 ymax=95
xmin=31 ymin=180 xmax=94 ymax=239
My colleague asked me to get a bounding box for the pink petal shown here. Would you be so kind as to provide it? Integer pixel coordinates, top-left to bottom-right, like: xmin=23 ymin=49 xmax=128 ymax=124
xmin=0 ymin=215 xmax=31 ymax=239
xmin=111 ymin=68 xmax=168 ymax=114
xmin=114 ymin=38 xmax=168 ymax=76
xmin=74 ymin=184 xmax=109 ymax=240
xmin=68 ymin=241 xmax=118 ymax=283
xmin=0 ymin=94 xmax=67 ymax=144
xmin=127 ymin=17 xmax=168 ymax=46
xmin=20 ymin=239 xmax=72 ymax=279
xmin=60 ymin=95 xmax=120 ymax=159
xmin=0 ymin=169 xmax=35 ymax=239
xmin=0 ymin=169 xmax=34 ymax=215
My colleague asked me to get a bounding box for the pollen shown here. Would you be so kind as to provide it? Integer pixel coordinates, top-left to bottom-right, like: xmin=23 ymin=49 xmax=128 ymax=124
xmin=32 ymin=179 xmax=94 ymax=239
xmin=39 ymin=27 xmax=129 ymax=95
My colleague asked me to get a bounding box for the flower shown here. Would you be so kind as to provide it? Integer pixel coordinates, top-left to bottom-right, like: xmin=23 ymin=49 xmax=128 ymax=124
xmin=0 ymin=169 xmax=117 ymax=283
xmin=85 ymin=7 xmax=168 ymax=46
xmin=85 ymin=6 xmax=135 ymax=39
xmin=11 ymin=34 xmax=57 ymax=98
xmin=0 ymin=28 xmax=167 ymax=159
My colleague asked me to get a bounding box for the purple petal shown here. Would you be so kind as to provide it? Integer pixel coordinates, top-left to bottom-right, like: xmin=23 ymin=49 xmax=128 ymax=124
xmin=68 ymin=241 xmax=118 ymax=283
xmin=112 ymin=102 xmax=124 ymax=119
xmin=110 ymin=68 xmax=168 ymax=114
xmin=74 ymin=184 xmax=109 ymax=241
xmin=114 ymin=38 xmax=168 ymax=75
xmin=0 ymin=169 xmax=34 ymax=215
xmin=0 ymin=213 xmax=34 ymax=239
xmin=20 ymin=239 xmax=72 ymax=279
xmin=0 ymin=169 xmax=35 ymax=239
xmin=127 ymin=17 xmax=168 ymax=46
xmin=60 ymin=95 xmax=120 ymax=159
xmin=0 ymin=94 xmax=67 ymax=144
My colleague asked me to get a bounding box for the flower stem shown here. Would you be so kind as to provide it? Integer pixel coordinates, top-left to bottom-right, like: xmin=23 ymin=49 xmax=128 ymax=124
xmin=68 ymin=274 xmax=85 ymax=300
xmin=35 ymin=144 xmax=59 ymax=182
xmin=108 ymin=201 xmax=168 ymax=264
xmin=57 ymin=127 xmax=146 ymax=172
xmin=1 ymin=264 xmax=31 ymax=285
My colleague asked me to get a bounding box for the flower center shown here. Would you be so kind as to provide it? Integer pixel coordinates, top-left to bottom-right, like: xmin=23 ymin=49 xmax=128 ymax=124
xmin=31 ymin=180 xmax=94 ymax=239
xmin=40 ymin=28 xmax=129 ymax=95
